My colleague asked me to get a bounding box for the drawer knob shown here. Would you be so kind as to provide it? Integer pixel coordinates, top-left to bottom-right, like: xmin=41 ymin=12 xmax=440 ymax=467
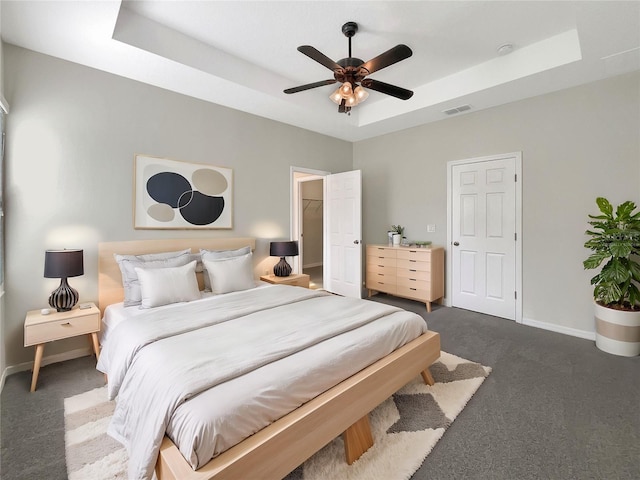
xmin=61 ymin=322 xmax=71 ymax=326
xmin=410 ymin=288 xmax=417 ymax=291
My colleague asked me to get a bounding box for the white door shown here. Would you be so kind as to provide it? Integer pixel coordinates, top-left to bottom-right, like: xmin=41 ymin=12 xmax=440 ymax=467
xmin=324 ymin=170 xmax=362 ymax=298
xmin=451 ymin=155 xmax=519 ymax=320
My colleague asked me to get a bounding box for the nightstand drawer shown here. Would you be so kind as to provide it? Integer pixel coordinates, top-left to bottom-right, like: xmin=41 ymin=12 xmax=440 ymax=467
xmin=24 ymin=310 xmax=100 ymax=346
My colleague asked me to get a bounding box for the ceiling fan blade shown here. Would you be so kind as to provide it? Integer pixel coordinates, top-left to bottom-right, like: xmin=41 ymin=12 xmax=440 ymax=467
xmin=298 ymin=45 xmax=343 ymax=72
xmin=284 ymin=79 xmax=337 ymax=94
xmin=359 ymin=44 xmax=413 ymax=75
xmin=361 ymin=79 xmax=413 ymax=100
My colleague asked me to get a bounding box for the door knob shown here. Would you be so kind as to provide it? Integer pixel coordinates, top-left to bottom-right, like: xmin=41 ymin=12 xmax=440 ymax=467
xmin=453 ymin=241 xmax=460 ymax=246
xmin=353 ymin=240 xmax=360 ymax=245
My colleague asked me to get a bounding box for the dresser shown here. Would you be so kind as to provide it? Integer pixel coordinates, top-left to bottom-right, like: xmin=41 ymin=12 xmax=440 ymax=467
xmin=366 ymin=244 xmax=444 ymax=312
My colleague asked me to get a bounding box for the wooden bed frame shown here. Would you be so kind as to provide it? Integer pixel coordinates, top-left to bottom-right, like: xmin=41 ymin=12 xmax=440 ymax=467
xmin=98 ymin=238 xmax=441 ymax=480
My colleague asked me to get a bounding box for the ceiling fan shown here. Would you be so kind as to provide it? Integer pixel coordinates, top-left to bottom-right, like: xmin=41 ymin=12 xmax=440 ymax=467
xmin=284 ymin=21 xmax=414 ymax=114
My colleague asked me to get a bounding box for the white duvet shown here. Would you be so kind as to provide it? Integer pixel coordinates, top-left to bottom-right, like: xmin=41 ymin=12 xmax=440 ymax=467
xmin=97 ymin=284 xmax=428 ymax=480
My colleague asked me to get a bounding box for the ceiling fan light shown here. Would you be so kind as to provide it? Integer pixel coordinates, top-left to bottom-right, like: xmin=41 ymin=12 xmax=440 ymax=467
xmin=354 ymin=85 xmax=369 ymax=102
xmin=329 ymin=88 xmax=343 ymax=104
xmin=339 ymin=82 xmax=353 ymax=98
xmin=346 ymin=94 xmax=358 ymax=107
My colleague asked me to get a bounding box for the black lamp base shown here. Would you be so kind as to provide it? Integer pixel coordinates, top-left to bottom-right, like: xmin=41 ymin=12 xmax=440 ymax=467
xmin=49 ymin=278 xmax=79 ymax=312
xmin=273 ymin=257 xmax=292 ymax=277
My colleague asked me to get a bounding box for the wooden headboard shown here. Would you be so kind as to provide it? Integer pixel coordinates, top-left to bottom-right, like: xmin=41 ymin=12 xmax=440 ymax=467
xmin=98 ymin=237 xmax=256 ymax=314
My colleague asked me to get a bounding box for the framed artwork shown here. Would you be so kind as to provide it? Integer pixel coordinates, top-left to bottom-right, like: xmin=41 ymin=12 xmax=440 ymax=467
xmin=134 ymin=155 xmax=233 ymax=229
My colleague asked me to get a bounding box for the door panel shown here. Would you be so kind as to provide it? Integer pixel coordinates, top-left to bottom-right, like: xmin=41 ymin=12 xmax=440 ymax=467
xmin=324 ymin=170 xmax=362 ymax=298
xmin=452 ymin=157 xmax=516 ymax=320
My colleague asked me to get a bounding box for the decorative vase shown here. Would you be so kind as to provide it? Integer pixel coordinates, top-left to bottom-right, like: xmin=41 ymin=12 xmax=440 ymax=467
xmin=387 ymin=231 xmax=394 ymax=246
xmin=273 ymin=257 xmax=292 ymax=277
xmin=594 ymin=302 xmax=640 ymax=357
xmin=392 ymin=234 xmax=401 ymax=246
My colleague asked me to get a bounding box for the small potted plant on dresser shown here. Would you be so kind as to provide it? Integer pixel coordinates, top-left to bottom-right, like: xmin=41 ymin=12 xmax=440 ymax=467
xmin=583 ymin=197 xmax=640 ymax=356
xmin=391 ymin=225 xmax=405 ymax=246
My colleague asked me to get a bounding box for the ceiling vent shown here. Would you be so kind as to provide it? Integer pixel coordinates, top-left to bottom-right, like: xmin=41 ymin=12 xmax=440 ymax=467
xmin=443 ymin=104 xmax=472 ymax=115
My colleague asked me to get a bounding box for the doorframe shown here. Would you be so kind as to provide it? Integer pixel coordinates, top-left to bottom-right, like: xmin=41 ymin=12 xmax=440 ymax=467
xmin=446 ymin=152 xmax=523 ymax=323
xmin=290 ymin=166 xmax=330 ymax=274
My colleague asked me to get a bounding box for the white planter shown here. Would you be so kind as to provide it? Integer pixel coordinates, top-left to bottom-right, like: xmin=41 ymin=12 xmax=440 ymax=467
xmin=392 ymin=234 xmax=401 ymax=245
xmin=594 ymin=302 xmax=640 ymax=357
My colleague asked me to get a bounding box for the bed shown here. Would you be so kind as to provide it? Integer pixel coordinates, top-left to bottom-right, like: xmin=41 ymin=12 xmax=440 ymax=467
xmin=97 ymin=238 xmax=441 ymax=480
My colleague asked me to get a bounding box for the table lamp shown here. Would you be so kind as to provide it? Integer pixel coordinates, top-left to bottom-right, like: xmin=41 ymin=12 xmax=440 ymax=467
xmin=269 ymin=241 xmax=299 ymax=277
xmin=44 ymin=249 xmax=84 ymax=311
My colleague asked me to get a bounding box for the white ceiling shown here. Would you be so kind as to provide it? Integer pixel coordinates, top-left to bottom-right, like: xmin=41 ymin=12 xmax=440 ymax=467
xmin=2 ymin=1 xmax=639 ymax=142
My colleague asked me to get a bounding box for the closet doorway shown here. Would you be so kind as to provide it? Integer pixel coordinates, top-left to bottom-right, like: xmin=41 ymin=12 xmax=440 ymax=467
xmin=301 ymin=180 xmax=324 ymax=289
xmin=291 ymin=167 xmax=328 ymax=290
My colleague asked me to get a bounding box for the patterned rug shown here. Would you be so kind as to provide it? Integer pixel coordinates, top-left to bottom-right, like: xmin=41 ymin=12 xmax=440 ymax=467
xmin=64 ymin=352 xmax=490 ymax=480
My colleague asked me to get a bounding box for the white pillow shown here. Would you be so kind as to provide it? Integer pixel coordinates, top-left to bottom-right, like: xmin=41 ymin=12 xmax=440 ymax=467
xmin=203 ymin=252 xmax=255 ymax=295
xmin=199 ymin=246 xmax=252 ymax=291
xmin=135 ymin=261 xmax=200 ymax=309
xmin=115 ymin=250 xmax=192 ymax=307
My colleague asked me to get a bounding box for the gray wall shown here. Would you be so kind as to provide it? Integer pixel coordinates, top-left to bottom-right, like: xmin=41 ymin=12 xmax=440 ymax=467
xmin=2 ymin=42 xmax=639 ymax=369
xmin=3 ymin=44 xmax=351 ymax=367
xmin=354 ymin=71 xmax=640 ymax=335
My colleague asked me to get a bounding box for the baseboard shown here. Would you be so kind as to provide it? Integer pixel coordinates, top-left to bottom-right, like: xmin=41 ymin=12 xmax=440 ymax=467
xmin=522 ymin=317 xmax=596 ymax=341
xmin=303 ymin=262 xmax=323 ymax=269
xmin=2 ymin=347 xmax=94 ymax=383
xmin=0 ymin=367 xmax=7 ymax=393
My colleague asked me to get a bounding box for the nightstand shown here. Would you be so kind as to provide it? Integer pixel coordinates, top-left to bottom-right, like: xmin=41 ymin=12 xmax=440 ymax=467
xmin=24 ymin=303 xmax=101 ymax=392
xmin=260 ymin=273 xmax=310 ymax=288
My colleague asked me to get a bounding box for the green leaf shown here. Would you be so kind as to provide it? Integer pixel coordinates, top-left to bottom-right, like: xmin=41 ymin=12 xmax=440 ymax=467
xmin=629 ymin=261 xmax=640 ymax=282
xmin=616 ymin=201 xmax=637 ymax=220
xmin=628 ymin=283 xmax=640 ymax=307
xmin=596 ymin=197 xmax=613 ymax=217
xmin=583 ymin=253 xmax=608 ymax=269
xmin=601 ymin=259 xmax=630 ymax=284
xmin=610 ymin=242 xmax=632 ymax=258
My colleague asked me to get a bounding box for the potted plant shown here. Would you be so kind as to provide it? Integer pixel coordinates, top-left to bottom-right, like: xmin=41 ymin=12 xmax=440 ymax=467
xmin=583 ymin=197 xmax=640 ymax=356
xmin=391 ymin=225 xmax=405 ymax=246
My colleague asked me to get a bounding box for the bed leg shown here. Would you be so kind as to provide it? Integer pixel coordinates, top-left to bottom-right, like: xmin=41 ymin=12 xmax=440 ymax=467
xmin=343 ymin=414 xmax=374 ymax=465
xmin=421 ymin=368 xmax=435 ymax=386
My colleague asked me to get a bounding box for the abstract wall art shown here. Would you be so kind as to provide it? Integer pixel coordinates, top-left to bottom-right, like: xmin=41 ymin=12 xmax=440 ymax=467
xmin=134 ymin=155 xmax=233 ymax=229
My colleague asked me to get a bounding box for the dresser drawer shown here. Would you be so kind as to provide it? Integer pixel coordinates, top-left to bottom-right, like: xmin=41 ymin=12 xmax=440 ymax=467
xmin=366 ymin=246 xmax=398 ymax=258
xmin=396 ymin=276 xmax=430 ymax=289
xmin=397 ymin=268 xmax=430 ymax=282
xmin=366 ymin=278 xmax=397 ymax=294
xmin=367 ymin=271 xmax=397 ymax=286
xmin=367 ymin=255 xmax=397 ymax=268
xmin=397 ymin=249 xmax=432 ymax=262
xmin=366 ymin=264 xmax=397 ymax=276
xmin=25 ymin=312 xmax=100 ymax=346
xmin=397 ymin=259 xmax=430 ymax=271
xmin=396 ymin=285 xmax=430 ymax=301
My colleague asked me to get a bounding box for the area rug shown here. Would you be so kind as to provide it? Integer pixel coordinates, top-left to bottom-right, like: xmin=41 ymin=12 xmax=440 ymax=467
xmin=64 ymin=352 xmax=490 ymax=480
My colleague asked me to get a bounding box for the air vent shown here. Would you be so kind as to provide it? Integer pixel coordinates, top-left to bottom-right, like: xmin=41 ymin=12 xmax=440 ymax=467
xmin=443 ymin=104 xmax=472 ymax=115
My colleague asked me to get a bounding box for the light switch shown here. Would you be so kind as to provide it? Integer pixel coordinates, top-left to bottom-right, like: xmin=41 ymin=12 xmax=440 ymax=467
xmin=427 ymin=224 xmax=436 ymax=233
